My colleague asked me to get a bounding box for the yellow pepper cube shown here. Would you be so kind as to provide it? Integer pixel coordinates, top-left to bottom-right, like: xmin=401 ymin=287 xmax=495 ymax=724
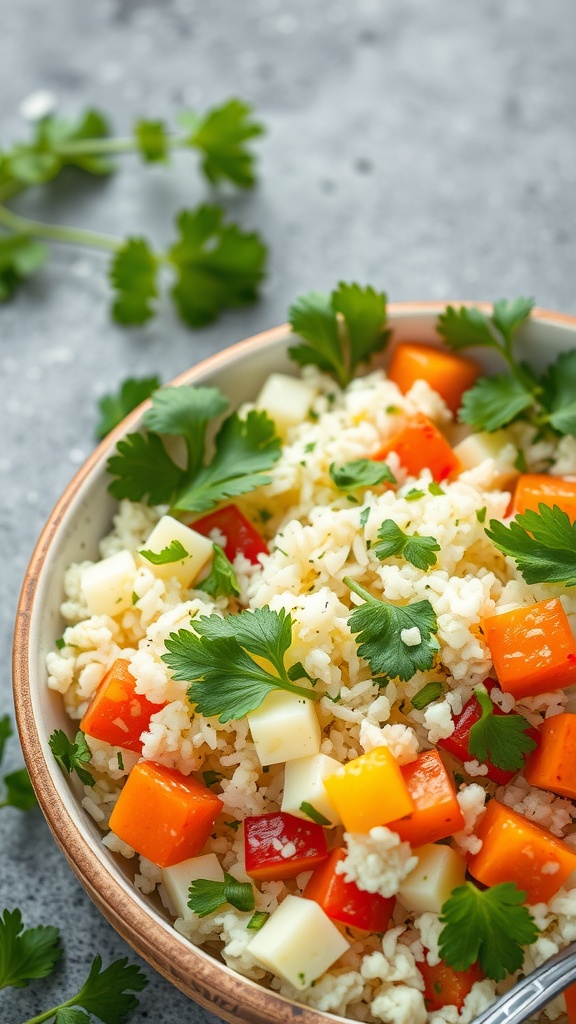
xmin=323 ymin=746 xmax=415 ymax=833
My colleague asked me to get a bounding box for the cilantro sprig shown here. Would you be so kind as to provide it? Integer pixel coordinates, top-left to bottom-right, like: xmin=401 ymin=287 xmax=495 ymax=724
xmin=0 ymin=716 xmax=36 ymax=812
xmin=195 ymin=544 xmax=240 ymax=599
xmin=162 ymin=606 xmax=320 ymax=722
xmin=468 ymin=690 xmax=536 ymax=772
xmin=438 ymin=881 xmax=539 ymax=981
xmin=329 ymin=459 xmax=395 ymax=493
xmin=288 ymin=282 xmax=389 ymax=388
xmin=107 ymin=383 xmax=281 ymax=513
xmin=49 ymin=729 xmax=95 ymax=788
xmin=95 ymin=376 xmax=161 ymax=441
xmin=139 ymin=540 xmax=190 ymax=566
xmin=0 ymin=908 xmax=61 ymax=989
xmin=187 ymin=873 xmax=254 ymax=918
xmin=343 ymin=577 xmax=440 ymax=683
xmin=374 ymin=520 xmax=440 ymax=571
xmin=486 ymin=504 xmax=576 ymax=586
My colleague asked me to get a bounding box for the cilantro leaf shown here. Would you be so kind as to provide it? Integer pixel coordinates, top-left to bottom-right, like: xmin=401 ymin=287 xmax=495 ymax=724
xmin=438 ymin=881 xmax=539 ymax=981
xmin=195 ymin=544 xmax=240 ymax=598
xmin=139 ymin=539 xmax=189 ymax=565
xmin=491 ymin=297 xmax=535 ymax=344
xmin=168 ymin=205 xmax=267 ymax=328
xmin=107 ymin=431 xmax=185 ymax=505
xmin=134 ymin=119 xmax=169 ymax=162
xmin=0 ymin=907 xmax=61 ymax=989
xmin=5 ymin=108 xmax=113 ymax=185
xmin=374 ymin=520 xmax=440 ymax=570
xmin=1 ymin=769 xmax=37 ymax=812
xmin=49 ymin=730 xmax=95 ymax=788
xmin=299 ymin=802 xmax=331 ymax=826
xmin=95 ymin=375 xmax=161 ymax=441
xmin=0 ymin=233 xmax=49 ymax=301
xmin=289 ymin=282 xmax=389 ymax=388
xmin=459 ymin=372 xmax=536 ymax=432
xmin=202 ymin=770 xmax=223 ymax=787
xmin=468 ymin=690 xmax=536 ymax=772
xmin=62 ymin=954 xmax=148 ymax=1024
xmin=109 ymin=237 xmax=158 ymax=325
xmin=437 ymin=298 xmax=534 ymax=356
xmin=143 ymin=384 xmax=229 ymax=477
xmin=188 ymin=873 xmax=254 ymax=918
xmin=329 ymin=459 xmax=396 ymax=492
xmin=180 ymin=98 xmax=264 ymax=187
xmin=411 ymin=681 xmax=444 ymax=710
xmin=539 ymin=350 xmax=576 ymax=436
xmin=485 ymin=504 xmax=576 ymax=585
xmin=344 ymin=578 xmax=439 ymax=682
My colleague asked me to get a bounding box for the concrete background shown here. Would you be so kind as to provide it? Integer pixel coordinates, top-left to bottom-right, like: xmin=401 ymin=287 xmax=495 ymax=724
xmin=1 ymin=1 xmax=575 ymax=1021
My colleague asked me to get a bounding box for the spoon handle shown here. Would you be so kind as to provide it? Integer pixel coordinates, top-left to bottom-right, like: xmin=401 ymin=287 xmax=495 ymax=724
xmin=472 ymin=941 xmax=576 ymax=1024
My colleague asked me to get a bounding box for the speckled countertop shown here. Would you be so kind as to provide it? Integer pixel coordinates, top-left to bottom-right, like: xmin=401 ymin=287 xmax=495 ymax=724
xmin=1 ymin=1 xmax=576 ymax=1021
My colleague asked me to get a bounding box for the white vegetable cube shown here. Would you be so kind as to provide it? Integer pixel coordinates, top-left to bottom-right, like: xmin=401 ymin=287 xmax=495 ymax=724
xmin=247 ymin=691 xmax=321 ymax=766
xmin=453 ymin=430 xmax=519 ymax=489
xmin=81 ymin=549 xmax=137 ymax=617
xmin=397 ymin=843 xmax=467 ymax=915
xmin=247 ymin=894 xmax=349 ymax=989
xmin=255 ymin=373 xmax=316 ymax=438
xmin=281 ymin=753 xmax=342 ymax=826
xmin=162 ymin=853 xmax=224 ymax=921
xmin=138 ymin=515 xmax=213 ymax=588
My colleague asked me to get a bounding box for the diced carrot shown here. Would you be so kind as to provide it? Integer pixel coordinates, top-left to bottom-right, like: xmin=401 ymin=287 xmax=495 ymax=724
xmin=482 ymin=598 xmax=576 ymax=700
xmin=80 ymin=658 xmax=166 ymax=753
xmin=467 ymin=799 xmax=576 ymax=904
xmin=524 ymin=713 xmax=576 ymax=799
xmin=108 ymin=761 xmax=223 ymax=868
xmin=387 ymin=342 xmax=480 ymax=415
xmin=243 ymin=812 xmax=328 ymax=881
xmin=388 ymin=750 xmax=465 ymax=846
xmin=303 ymin=847 xmax=395 ymax=933
xmin=512 ymin=474 xmax=576 ymax=521
xmin=373 ymin=413 xmax=461 ymax=482
xmin=564 ymin=982 xmax=576 ymax=1023
xmin=324 ymin=747 xmax=414 ymax=833
xmin=420 ymin=955 xmax=484 ymax=1012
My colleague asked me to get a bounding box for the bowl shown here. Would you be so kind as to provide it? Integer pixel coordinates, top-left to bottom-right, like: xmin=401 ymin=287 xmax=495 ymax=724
xmin=13 ymin=302 xmax=576 ymax=1024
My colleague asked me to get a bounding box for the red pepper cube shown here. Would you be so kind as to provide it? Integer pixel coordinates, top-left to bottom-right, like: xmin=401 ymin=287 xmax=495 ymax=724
xmin=524 ymin=713 xmax=576 ymax=799
xmin=373 ymin=413 xmax=461 ymax=482
xmin=420 ymin=956 xmax=484 ymax=1012
xmin=191 ymin=504 xmax=268 ymax=565
xmin=482 ymin=598 xmax=576 ymax=700
xmin=437 ymin=689 xmax=540 ymax=786
xmin=108 ymin=761 xmax=223 ymax=868
xmin=303 ymin=847 xmax=395 ymax=933
xmin=388 ymin=750 xmax=465 ymax=846
xmin=80 ymin=658 xmax=166 ymax=753
xmin=244 ymin=811 xmax=328 ymax=881
xmin=565 ymin=983 xmax=576 ymax=1024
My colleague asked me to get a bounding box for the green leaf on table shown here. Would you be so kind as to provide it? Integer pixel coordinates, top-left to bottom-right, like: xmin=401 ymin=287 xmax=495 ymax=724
xmin=109 ymin=237 xmax=159 ymax=325
xmin=135 ymin=118 xmax=169 ymax=162
xmin=180 ymin=98 xmax=264 ymax=187
xmin=1 ymin=769 xmax=37 ymax=812
xmin=0 ymin=233 xmax=48 ymax=301
xmin=95 ymin=375 xmax=161 ymax=440
xmin=0 ymin=907 xmax=61 ymax=989
xmin=6 ymin=109 xmax=114 ymax=185
xmin=63 ymin=954 xmax=148 ymax=1024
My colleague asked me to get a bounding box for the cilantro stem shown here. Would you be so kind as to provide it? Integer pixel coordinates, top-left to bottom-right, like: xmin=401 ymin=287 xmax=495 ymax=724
xmin=343 ymin=575 xmax=378 ymax=604
xmin=51 ymin=131 xmax=193 ymax=158
xmin=0 ymin=203 xmax=121 ymax=252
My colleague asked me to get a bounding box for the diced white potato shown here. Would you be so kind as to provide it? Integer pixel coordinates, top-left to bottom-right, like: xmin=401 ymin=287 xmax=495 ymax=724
xmin=453 ymin=429 xmax=519 ymax=489
xmin=247 ymin=691 xmax=321 ymax=766
xmin=162 ymin=853 xmax=224 ymax=920
xmin=255 ymin=373 xmax=316 ymax=438
xmin=397 ymin=843 xmax=467 ymax=915
xmin=248 ymin=894 xmax=349 ymax=989
xmin=81 ymin=549 xmax=137 ymax=616
xmin=138 ymin=515 xmax=213 ymax=588
xmin=281 ymin=753 xmax=342 ymax=826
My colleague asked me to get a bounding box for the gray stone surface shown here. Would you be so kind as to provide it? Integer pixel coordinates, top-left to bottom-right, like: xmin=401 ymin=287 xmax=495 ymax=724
xmin=1 ymin=0 xmax=575 ymax=1021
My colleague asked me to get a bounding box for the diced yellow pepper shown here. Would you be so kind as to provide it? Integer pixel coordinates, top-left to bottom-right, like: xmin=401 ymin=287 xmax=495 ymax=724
xmin=323 ymin=746 xmax=414 ymax=833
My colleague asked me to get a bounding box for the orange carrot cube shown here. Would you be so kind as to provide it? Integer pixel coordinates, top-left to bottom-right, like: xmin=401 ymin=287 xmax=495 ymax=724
xmin=524 ymin=713 xmax=576 ymax=799
xmin=388 ymin=750 xmax=465 ymax=846
xmin=482 ymin=598 xmax=576 ymax=700
xmin=467 ymin=800 xmax=576 ymax=904
xmin=108 ymin=761 xmax=223 ymax=867
xmin=80 ymin=658 xmax=165 ymax=753
xmin=374 ymin=413 xmax=460 ymax=482
xmin=323 ymin=747 xmax=414 ymax=833
xmin=564 ymin=983 xmax=576 ymax=1023
xmin=420 ymin=957 xmax=484 ymax=1012
xmin=512 ymin=474 xmax=576 ymax=521
xmin=387 ymin=342 xmax=480 ymax=414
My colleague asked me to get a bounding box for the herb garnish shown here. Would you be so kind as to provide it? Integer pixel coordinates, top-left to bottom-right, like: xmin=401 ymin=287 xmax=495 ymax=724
xmin=0 ymin=716 xmax=36 ymax=812
xmin=329 ymin=459 xmax=395 ymax=493
xmin=95 ymin=376 xmax=161 ymax=440
xmin=299 ymin=802 xmax=331 ymax=826
xmin=411 ymin=681 xmax=444 ymax=710
xmin=187 ymin=873 xmax=254 ymax=918
xmin=468 ymin=690 xmax=536 ymax=771
xmin=139 ymin=540 xmax=190 ymax=565
xmin=486 ymin=504 xmax=576 ymax=586
xmin=49 ymin=729 xmax=95 ymax=788
xmin=374 ymin=520 xmax=440 ymax=571
xmin=195 ymin=544 xmax=240 ymax=599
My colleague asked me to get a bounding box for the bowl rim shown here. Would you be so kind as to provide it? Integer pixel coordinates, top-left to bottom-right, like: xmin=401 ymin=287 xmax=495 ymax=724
xmin=12 ymin=301 xmax=576 ymax=1024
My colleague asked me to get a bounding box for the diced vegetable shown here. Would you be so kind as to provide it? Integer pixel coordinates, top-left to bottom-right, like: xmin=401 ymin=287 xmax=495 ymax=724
xmin=323 ymin=746 xmax=414 ymax=833
xmin=452 ymin=429 xmax=519 ymax=489
xmin=420 ymin=956 xmax=484 ymax=1012
xmin=81 ymin=549 xmax=137 ymax=616
xmin=467 ymin=800 xmax=576 ymax=904
xmin=387 ymin=341 xmax=480 ymax=414
xmin=524 ymin=713 xmax=576 ymax=799
xmin=108 ymin=761 xmax=223 ymax=868
xmin=373 ymin=413 xmax=461 ymax=482
xmin=80 ymin=658 xmax=166 ymax=753
xmin=397 ymin=843 xmax=467 ymax=915
xmin=482 ymin=598 xmax=576 ymax=700
xmin=281 ymin=753 xmax=342 ymax=826
xmin=247 ymin=690 xmax=321 ymax=766
xmin=564 ymin=983 xmax=576 ymax=1024
xmin=303 ymin=847 xmax=395 ymax=932
xmin=138 ymin=514 xmax=213 ymax=587
xmin=162 ymin=852 xmax=224 ymax=920
xmin=255 ymin=372 xmax=316 ymax=438
xmin=243 ymin=811 xmax=328 ymax=881
xmin=247 ymin=893 xmax=349 ymax=990
xmin=387 ymin=750 xmax=465 ymax=846
xmin=512 ymin=474 xmax=576 ymax=520
xmin=191 ymin=504 xmax=268 ymax=564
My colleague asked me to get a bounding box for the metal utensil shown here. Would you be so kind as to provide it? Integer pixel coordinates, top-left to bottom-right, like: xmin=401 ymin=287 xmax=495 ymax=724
xmin=472 ymin=941 xmax=576 ymax=1024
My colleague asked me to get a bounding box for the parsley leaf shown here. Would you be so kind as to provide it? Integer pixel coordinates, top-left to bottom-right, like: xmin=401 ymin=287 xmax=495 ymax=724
xmin=459 ymin=372 xmax=536 ymax=432
xmin=0 ymin=233 xmax=49 ymax=302
xmin=438 ymin=881 xmax=539 ymax=981
xmin=299 ymin=802 xmax=331 ymax=826
xmin=195 ymin=544 xmax=240 ymax=598
xmin=107 ymin=431 xmax=186 ymax=505
xmin=162 ymin=607 xmax=320 ymax=722
xmin=539 ymin=350 xmax=576 ymax=436
xmin=95 ymin=375 xmax=161 ymax=440
xmin=5 ymin=109 xmax=113 ymax=185
xmin=411 ymin=681 xmax=444 ymax=710
xmin=437 ymin=298 xmax=534 ymax=358
xmin=0 ymin=907 xmax=61 ymax=989
xmin=374 ymin=520 xmax=440 ymax=570
xmin=60 ymin=955 xmax=148 ymax=1024
xmin=49 ymin=730 xmax=95 ymax=788
xmin=139 ymin=539 xmax=190 ymax=565
xmin=485 ymin=504 xmax=576 ymax=585
xmin=179 ymin=98 xmax=264 ymax=188
xmin=344 ymin=577 xmax=440 ymax=682
xmin=109 ymin=238 xmax=158 ymax=325
xmin=188 ymin=872 xmax=254 ymax=918
xmin=288 ymin=282 xmax=389 ymax=388
xmin=329 ymin=459 xmax=395 ymax=492
xmin=134 ymin=119 xmax=169 ymax=162
xmin=468 ymin=690 xmax=537 ymax=771
xmin=144 ymin=384 xmax=229 ymax=477
xmin=0 ymin=716 xmax=36 ymax=812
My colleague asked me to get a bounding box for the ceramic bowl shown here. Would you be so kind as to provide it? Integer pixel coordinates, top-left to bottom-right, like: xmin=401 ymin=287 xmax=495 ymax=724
xmin=13 ymin=303 xmax=576 ymax=1024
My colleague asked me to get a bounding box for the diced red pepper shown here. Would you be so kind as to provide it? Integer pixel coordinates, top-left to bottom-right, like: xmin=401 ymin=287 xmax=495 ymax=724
xmin=437 ymin=688 xmax=540 ymax=785
xmin=565 ymin=982 xmax=576 ymax=1023
xmin=420 ymin=955 xmax=484 ymax=1012
xmin=303 ymin=847 xmax=395 ymax=933
xmin=373 ymin=413 xmax=461 ymax=482
xmin=388 ymin=750 xmax=465 ymax=846
xmin=80 ymin=658 xmax=166 ymax=753
xmin=244 ymin=811 xmax=328 ymax=881
xmin=191 ymin=504 xmax=268 ymax=564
